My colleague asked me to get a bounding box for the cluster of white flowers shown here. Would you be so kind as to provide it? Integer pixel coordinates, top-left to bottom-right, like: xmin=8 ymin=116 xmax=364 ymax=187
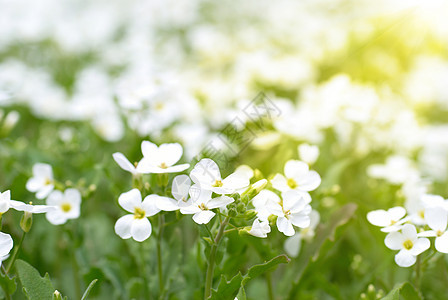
xmin=367 ymin=192 xmax=448 ymax=267
xmin=113 ymin=141 xmax=322 ymax=244
xmin=26 ymin=163 xmax=82 ymax=225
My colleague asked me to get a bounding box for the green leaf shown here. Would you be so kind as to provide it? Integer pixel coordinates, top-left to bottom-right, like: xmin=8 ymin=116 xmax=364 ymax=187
xmin=236 ymin=286 xmax=247 ymax=300
xmin=0 ymin=272 xmax=16 ymax=295
xmin=287 ymin=203 xmax=358 ymax=299
xmin=210 ymin=254 xmax=290 ymax=300
xmin=15 ymin=259 xmax=55 ymax=300
xmin=382 ymin=282 xmax=422 ymax=300
xmin=81 ymin=279 xmax=98 ymax=300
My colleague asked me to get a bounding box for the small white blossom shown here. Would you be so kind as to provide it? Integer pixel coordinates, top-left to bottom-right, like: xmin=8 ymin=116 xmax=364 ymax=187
xmin=298 ymin=144 xmax=319 ymax=165
xmin=248 ymin=218 xmax=271 ymax=238
xmin=385 ymin=224 xmax=430 ymax=267
xmin=189 ymin=159 xmax=249 ymax=194
xmin=267 ymin=190 xmax=312 ymax=236
xmin=271 ymin=160 xmax=321 ymax=193
xmin=0 ymin=190 xmax=55 ymax=214
xmin=45 ymin=189 xmax=82 ymax=225
xmin=136 ymin=141 xmax=189 ymax=174
xmin=180 ymin=186 xmax=234 ymax=224
xmin=252 ymin=189 xmax=282 ymax=221
xmin=114 ymin=189 xmax=161 ymax=242
xmin=26 ymin=163 xmax=54 ymax=199
xmin=367 ymin=206 xmax=408 ymax=232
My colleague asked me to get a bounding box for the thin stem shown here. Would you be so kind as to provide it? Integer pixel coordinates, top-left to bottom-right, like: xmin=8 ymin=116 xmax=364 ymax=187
xmin=6 ymin=231 xmax=26 ymax=274
xmin=204 ymin=216 xmax=230 ymax=300
xmin=266 ymin=273 xmax=274 ymax=300
xmin=157 ymin=214 xmax=165 ymax=299
xmin=415 ymin=255 xmax=421 ymax=288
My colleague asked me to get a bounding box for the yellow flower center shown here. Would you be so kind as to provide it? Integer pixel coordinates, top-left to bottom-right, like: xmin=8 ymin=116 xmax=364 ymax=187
xmin=155 ymin=102 xmax=164 ymax=111
xmin=390 ymin=220 xmax=397 ymax=225
xmin=134 ymin=207 xmax=146 ymax=219
xmin=437 ymin=230 xmax=444 ymax=237
xmin=419 ymin=210 xmax=425 ymax=219
xmin=198 ymin=203 xmax=208 ymax=211
xmin=212 ymin=180 xmax=223 ymax=187
xmin=284 ymin=209 xmax=291 ymax=219
xmin=159 ymin=162 xmax=168 ymax=169
xmin=44 ymin=177 xmax=52 ymax=186
xmin=287 ymin=178 xmax=298 ymax=189
xmin=61 ymin=203 xmax=72 ymax=213
xmin=403 ymin=239 xmax=413 ymax=250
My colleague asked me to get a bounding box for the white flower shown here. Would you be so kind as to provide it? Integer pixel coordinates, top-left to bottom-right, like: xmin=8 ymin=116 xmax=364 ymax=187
xmin=45 ymin=189 xmax=82 ymax=225
xmin=136 ymin=141 xmax=189 ymax=174
xmin=367 ymin=156 xmax=419 ymax=185
xmin=248 ymin=218 xmax=271 ymax=238
xmin=114 ymin=189 xmax=161 ymax=242
xmin=271 ymin=160 xmax=321 ymax=193
xmin=385 ymin=224 xmax=430 ymax=267
xmin=189 ymin=159 xmax=249 ymax=194
xmin=407 ymin=194 xmax=448 ymax=225
xmin=26 ymin=163 xmax=54 ymax=199
xmin=267 ymin=190 xmax=312 ymax=236
xmin=0 ymin=232 xmax=13 ymax=265
xmin=112 ymin=152 xmax=140 ymax=175
xmin=419 ymin=208 xmax=448 ymax=253
xmin=298 ymin=144 xmax=319 ymax=165
xmin=180 ymin=186 xmax=234 ymax=224
xmin=0 ymin=190 xmax=55 ymax=214
xmin=367 ymin=206 xmax=408 ymax=232
xmin=252 ymin=189 xmax=282 ymax=221
xmin=284 ymin=210 xmax=320 ymax=257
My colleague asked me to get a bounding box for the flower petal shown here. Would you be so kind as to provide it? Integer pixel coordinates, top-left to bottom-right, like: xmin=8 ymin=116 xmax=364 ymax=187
xmin=385 ymin=231 xmax=404 ymax=250
xmin=271 ymin=174 xmax=289 ymax=192
xmin=46 ymin=211 xmax=68 ymax=225
xmin=118 ymin=189 xmax=142 ymax=213
xmin=0 ymin=232 xmax=13 ymax=257
xmin=155 ymin=196 xmax=179 ymax=212
xmin=114 ymin=214 xmax=134 ymax=239
xmin=207 ymin=196 xmax=234 ymax=210
xmin=410 ymin=238 xmax=430 ymax=256
xmin=401 ymin=224 xmax=417 ymax=239
xmin=172 ymin=175 xmax=191 ymax=202
xmin=277 ymin=217 xmax=295 ymax=236
xmin=395 ymin=249 xmax=416 ymax=267
xmin=113 ymin=152 xmax=136 ymax=173
xmin=284 ymin=233 xmax=301 ymax=258
xmin=284 ymin=160 xmax=309 ymax=180
xmin=425 ymin=207 xmax=448 ymax=232
xmin=435 ymin=232 xmax=448 ymax=253
xmin=297 ymin=170 xmax=321 ymax=191
xmin=190 ymin=158 xmax=221 ymax=186
xmin=36 ymin=184 xmax=54 ymax=199
xmin=192 ymin=210 xmax=215 ymax=224
xmin=159 ymin=143 xmax=183 ymax=166
xmin=141 ymin=195 xmax=162 ymax=216
xmin=290 ymin=212 xmax=311 ymax=228
xmin=131 ymin=218 xmax=152 ymax=242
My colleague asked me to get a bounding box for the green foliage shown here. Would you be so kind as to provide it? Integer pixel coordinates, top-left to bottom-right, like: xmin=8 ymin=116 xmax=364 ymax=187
xmin=382 ymin=282 xmax=422 ymax=300
xmin=15 ymin=260 xmax=55 ymax=300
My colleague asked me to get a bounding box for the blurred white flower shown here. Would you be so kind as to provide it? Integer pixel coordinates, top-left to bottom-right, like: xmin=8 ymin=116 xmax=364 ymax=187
xmin=248 ymin=218 xmax=271 ymax=238
xmin=367 ymin=206 xmax=408 ymax=232
xmin=298 ymin=143 xmax=319 ymax=165
xmin=407 ymin=194 xmax=448 ymax=226
xmin=0 ymin=190 xmax=56 ymax=214
xmin=180 ymin=186 xmax=234 ymax=224
xmin=45 ymin=189 xmax=82 ymax=225
xmin=367 ymin=156 xmax=419 ymax=185
xmin=267 ymin=190 xmax=312 ymax=236
xmin=114 ymin=189 xmax=160 ymax=242
xmin=385 ymin=224 xmax=430 ymax=267
xmin=419 ymin=207 xmax=448 ymax=253
xmin=26 ymin=163 xmax=54 ymax=199
xmin=189 ymin=159 xmax=249 ymax=194
xmin=271 ymin=160 xmax=321 ymax=193
xmin=137 ymin=141 xmax=189 ymax=174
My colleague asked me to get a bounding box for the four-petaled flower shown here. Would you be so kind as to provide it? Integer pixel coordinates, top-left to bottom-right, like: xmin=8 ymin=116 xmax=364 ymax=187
xmin=45 ymin=189 xmax=82 ymax=225
xmin=367 ymin=206 xmax=408 ymax=232
xmin=385 ymin=224 xmax=430 ymax=267
xmin=137 ymin=141 xmax=189 ymax=174
xmin=26 ymin=163 xmax=54 ymax=199
xmin=419 ymin=207 xmax=448 ymax=253
xmin=271 ymin=160 xmax=321 ymax=193
xmin=114 ymin=189 xmax=161 ymax=242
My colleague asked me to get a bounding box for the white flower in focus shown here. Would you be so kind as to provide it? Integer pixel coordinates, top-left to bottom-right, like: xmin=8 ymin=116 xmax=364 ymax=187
xmin=284 ymin=210 xmax=320 ymax=258
xmin=248 ymin=218 xmax=271 ymax=238
xmin=267 ymin=190 xmax=312 ymax=236
xmin=252 ymin=190 xmax=282 ymax=221
xmin=385 ymin=224 xmax=430 ymax=267
xmin=298 ymin=144 xmax=319 ymax=165
xmin=136 ymin=141 xmax=189 ymax=174
xmin=419 ymin=208 xmax=448 ymax=253
xmin=26 ymin=163 xmax=54 ymax=199
xmin=180 ymin=186 xmax=234 ymax=224
xmin=45 ymin=189 xmax=82 ymax=225
xmin=0 ymin=190 xmax=55 ymax=214
xmin=112 ymin=152 xmax=140 ymax=175
xmin=367 ymin=206 xmax=408 ymax=232
xmin=114 ymin=189 xmax=161 ymax=242
xmin=0 ymin=232 xmax=13 ymax=265
xmin=189 ymin=159 xmax=249 ymax=194
xmin=271 ymin=160 xmax=321 ymax=193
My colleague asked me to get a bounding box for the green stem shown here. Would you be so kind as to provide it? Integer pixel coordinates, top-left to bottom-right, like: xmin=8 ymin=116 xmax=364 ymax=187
xmin=415 ymin=255 xmax=421 ymax=288
xmin=157 ymin=214 xmax=165 ymax=299
xmin=204 ymin=216 xmax=230 ymax=300
xmin=71 ymin=253 xmax=82 ymax=300
xmin=6 ymin=231 xmax=26 ymax=274
xmin=266 ymin=273 xmax=274 ymax=300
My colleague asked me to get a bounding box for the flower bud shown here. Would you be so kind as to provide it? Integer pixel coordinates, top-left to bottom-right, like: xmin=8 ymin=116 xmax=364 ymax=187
xmin=244 ymin=209 xmax=257 ymax=219
xmin=53 ymin=290 xmax=63 ymax=300
xmin=20 ymin=211 xmax=33 ymax=233
xmin=228 ymin=207 xmax=237 ymax=217
xmin=236 ymin=203 xmax=246 ymax=214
